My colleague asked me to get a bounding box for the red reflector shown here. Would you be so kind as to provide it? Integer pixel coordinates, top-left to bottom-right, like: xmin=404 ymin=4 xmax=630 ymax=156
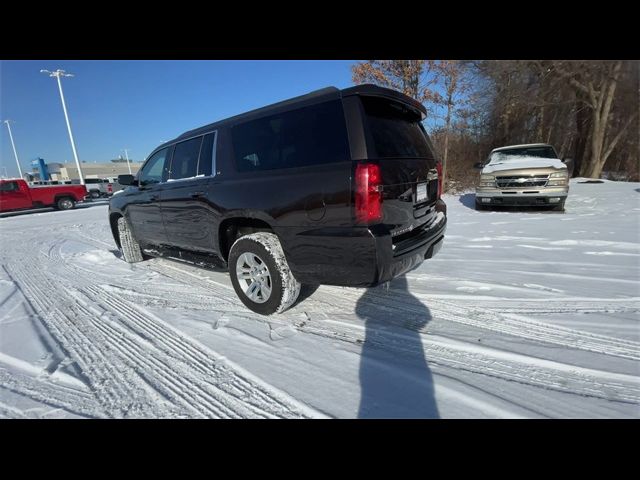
xmin=355 ymin=163 xmax=382 ymax=224
xmin=436 ymin=162 xmax=443 ymax=199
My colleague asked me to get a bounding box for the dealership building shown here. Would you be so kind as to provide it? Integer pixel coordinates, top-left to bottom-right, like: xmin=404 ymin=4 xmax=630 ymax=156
xmin=48 ymin=162 xmax=142 ymax=181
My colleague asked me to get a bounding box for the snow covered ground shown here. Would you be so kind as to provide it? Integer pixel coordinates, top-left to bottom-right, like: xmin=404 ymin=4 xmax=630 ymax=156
xmin=0 ymin=179 xmax=638 ymax=418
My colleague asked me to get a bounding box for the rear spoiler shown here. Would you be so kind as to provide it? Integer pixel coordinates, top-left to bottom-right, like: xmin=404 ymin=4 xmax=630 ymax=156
xmin=341 ymin=84 xmax=427 ymax=119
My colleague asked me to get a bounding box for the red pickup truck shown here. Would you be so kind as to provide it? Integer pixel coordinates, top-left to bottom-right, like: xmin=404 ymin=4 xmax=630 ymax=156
xmin=0 ymin=179 xmax=87 ymax=213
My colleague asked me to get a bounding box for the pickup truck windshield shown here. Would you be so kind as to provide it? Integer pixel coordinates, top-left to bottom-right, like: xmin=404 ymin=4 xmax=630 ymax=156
xmin=489 ymin=146 xmax=557 ymax=163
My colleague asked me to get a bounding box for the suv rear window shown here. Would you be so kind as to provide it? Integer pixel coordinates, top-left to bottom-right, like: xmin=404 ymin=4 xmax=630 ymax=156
xmin=362 ymin=96 xmax=432 ymax=158
xmin=231 ymin=100 xmax=350 ymax=172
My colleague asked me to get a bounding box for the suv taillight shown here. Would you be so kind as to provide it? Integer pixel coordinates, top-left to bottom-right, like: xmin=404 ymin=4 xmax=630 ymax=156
xmin=107 ymin=184 xmax=113 ymax=192
xmin=436 ymin=161 xmax=443 ymax=199
xmin=355 ymin=163 xmax=382 ymax=224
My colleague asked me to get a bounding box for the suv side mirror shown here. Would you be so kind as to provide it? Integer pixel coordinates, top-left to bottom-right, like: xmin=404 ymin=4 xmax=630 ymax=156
xmin=473 ymin=162 xmax=485 ymax=170
xmin=118 ymin=174 xmax=137 ymax=186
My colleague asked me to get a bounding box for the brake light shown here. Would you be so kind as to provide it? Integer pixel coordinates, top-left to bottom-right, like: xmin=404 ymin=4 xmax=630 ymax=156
xmin=436 ymin=162 xmax=443 ymax=199
xmin=107 ymin=184 xmax=113 ymax=192
xmin=355 ymin=163 xmax=382 ymax=224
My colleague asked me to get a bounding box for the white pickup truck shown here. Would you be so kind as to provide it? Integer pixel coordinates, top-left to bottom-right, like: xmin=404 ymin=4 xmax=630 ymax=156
xmin=474 ymin=143 xmax=573 ymax=212
xmin=81 ymin=178 xmax=113 ymax=198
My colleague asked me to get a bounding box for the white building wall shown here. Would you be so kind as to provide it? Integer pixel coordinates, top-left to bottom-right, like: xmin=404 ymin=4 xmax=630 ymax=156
xmin=52 ymin=163 xmax=142 ymax=181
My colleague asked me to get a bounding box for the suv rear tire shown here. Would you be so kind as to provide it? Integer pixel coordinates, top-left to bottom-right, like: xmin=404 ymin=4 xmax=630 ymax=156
xmin=229 ymin=232 xmax=301 ymax=315
xmin=117 ymin=216 xmax=145 ymax=263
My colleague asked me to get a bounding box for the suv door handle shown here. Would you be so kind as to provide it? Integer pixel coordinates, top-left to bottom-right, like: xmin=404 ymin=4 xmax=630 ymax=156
xmin=191 ymin=191 xmax=205 ymax=198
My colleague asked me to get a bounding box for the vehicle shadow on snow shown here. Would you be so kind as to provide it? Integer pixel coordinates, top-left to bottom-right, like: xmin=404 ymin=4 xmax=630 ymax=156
xmin=356 ymin=275 xmax=439 ymax=419
xmin=458 ymin=193 xmax=477 ymax=209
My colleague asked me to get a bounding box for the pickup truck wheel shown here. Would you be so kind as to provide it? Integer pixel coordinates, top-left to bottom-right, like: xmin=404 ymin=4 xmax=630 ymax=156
xmin=89 ymin=190 xmax=100 ymax=199
xmin=229 ymin=232 xmax=301 ymax=315
xmin=117 ymin=217 xmax=145 ymax=263
xmin=57 ymin=197 xmax=75 ymax=210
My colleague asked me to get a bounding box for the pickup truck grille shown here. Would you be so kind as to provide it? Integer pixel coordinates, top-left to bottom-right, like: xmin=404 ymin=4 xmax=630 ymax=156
xmin=495 ymin=175 xmax=549 ymax=188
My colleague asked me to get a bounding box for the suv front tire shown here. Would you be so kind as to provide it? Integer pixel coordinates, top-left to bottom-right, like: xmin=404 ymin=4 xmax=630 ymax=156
xmin=117 ymin=216 xmax=145 ymax=263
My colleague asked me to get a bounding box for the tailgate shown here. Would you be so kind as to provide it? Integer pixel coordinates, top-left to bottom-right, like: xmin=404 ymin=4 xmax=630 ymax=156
xmin=379 ymin=158 xmax=438 ymax=228
xmin=359 ymin=95 xmax=439 ymax=231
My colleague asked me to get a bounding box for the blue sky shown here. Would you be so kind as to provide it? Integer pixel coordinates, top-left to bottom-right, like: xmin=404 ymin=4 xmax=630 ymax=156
xmin=1 ymin=60 xmax=357 ymax=177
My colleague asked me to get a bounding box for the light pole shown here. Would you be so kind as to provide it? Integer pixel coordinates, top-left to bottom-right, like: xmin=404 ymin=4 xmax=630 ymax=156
xmin=40 ymin=69 xmax=85 ymax=185
xmin=3 ymin=120 xmax=23 ymax=179
xmin=122 ymin=148 xmax=132 ymax=174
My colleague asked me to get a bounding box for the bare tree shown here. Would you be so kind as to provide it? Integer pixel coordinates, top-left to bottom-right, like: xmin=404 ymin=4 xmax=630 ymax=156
xmin=549 ymin=60 xmax=638 ymax=178
xmin=351 ymin=60 xmax=639 ymax=187
xmin=429 ymin=60 xmax=472 ymax=190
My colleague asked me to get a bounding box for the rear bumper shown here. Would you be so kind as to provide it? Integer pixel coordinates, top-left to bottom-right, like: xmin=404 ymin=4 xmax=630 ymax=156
xmin=371 ymin=211 xmax=446 ymax=286
xmin=280 ymin=201 xmax=447 ymax=287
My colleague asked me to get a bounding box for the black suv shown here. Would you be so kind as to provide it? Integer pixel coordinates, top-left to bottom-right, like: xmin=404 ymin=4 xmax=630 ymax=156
xmin=109 ymin=85 xmax=447 ymax=315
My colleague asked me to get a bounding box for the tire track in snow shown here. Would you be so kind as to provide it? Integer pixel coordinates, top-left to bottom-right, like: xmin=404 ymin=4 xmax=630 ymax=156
xmin=44 ymin=234 xmax=640 ymax=404
xmin=33 ymin=239 xmax=320 ymax=418
xmin=64 ymin=288 xmax=243 ymax=418
xmin=290 ymin=314 xmax=640 ymax=404
xmin=116 ymin=258 xmax=640 ymax=404
xmin=81 ymin=284 xmax=320 ymax=418
xmin=0 ymin=401 xmax=28 ymax=418
xmin=46 ymin=237 xmax=244 ymax=313
xmin=4 ymin=256 xmax=177 ymax=418
xmin=0 ymin=367 xmax=100 ymax=418
xmin=424 ymin=297 xmax=640 ymax=361
xmin=55 ymin=235 xmax=640 ymax=362
xmin=107 ymin=251 xmax=640 ymax=362
xmin=305 ymin=285 xmax=640 ymax=361
xmin=475 ymin=301 xmax=639 ymax=316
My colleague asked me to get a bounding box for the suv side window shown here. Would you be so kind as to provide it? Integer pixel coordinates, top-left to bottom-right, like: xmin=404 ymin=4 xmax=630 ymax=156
xmin=169 ymin=137 xmax=203 ymax=181
xmin=139 ymin=147 xmax=170 ymax=186
xmin=231 ymin=100 xmax=350 ymax=172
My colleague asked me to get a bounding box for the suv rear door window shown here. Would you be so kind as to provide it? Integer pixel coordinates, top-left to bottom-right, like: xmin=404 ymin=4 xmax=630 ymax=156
xmin=362 ymin=96 xmax=432 ymax=158
xmin=231 ymin=100 xmax=350 ymax=172
xmin=169 ymin=137 xmax=203 ymax=181
xmin=198 ymin=132 xmax=215 ymax=177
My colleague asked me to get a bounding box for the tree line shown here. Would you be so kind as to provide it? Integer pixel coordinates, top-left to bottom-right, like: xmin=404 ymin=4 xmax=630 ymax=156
xmin=352 ymin=60 xmax=639 ymax=191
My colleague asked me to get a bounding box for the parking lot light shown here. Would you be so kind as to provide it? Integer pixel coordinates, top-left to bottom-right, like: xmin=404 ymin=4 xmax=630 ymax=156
xmin=40 ymin=69 xmax=85 ymax=186
xmin=3 ymin=120 xmax=23 ymax=179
